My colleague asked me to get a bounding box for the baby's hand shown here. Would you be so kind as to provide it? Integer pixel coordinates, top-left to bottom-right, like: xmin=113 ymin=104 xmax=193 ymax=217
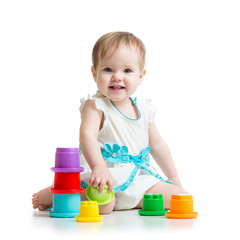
xmin=89 ymin=165 xmax=114 ymax=193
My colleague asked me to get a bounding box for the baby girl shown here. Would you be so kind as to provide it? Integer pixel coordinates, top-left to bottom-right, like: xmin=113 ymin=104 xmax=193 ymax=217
xmin=32 ymin=31 xmax=187 ymax=214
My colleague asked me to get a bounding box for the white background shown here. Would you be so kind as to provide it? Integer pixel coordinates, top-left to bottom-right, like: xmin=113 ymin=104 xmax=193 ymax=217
xmin=0 ymin=0 xmax=239 ymax=239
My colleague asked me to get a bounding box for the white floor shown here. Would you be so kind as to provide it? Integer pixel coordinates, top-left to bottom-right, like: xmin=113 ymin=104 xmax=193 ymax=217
xmin=8 ymin=203 xmax=238 ymax=240
xmin=30 ymin=208 xmax=199 ymax=238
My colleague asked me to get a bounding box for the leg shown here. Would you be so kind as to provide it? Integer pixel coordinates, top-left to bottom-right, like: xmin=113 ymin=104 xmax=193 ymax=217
xmin=134 ymin=182 xmax=188 ymax=209
xmin=81 ymin=191 xmax=116 ymax=215
xmin=32 ymin=186 xmax=53 ymax=211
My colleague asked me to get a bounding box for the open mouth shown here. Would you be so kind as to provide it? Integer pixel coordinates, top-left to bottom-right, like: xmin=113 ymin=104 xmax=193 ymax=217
xmin=109 ymin=85 xmax=125 ymax=90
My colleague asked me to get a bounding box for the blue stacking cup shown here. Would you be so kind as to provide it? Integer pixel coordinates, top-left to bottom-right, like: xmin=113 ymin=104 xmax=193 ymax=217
xmin=49 ymin=194 xmax=81 ymax=218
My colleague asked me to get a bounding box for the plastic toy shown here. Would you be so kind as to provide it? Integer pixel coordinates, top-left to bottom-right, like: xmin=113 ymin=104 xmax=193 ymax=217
xmin=85 ymin=185 xmax=114 ymax=205
xmin=49 ymin=194 xmax=81 ymax=218
xmin=166 ymin=194 xmax=198 ymax=219
xmin=51 ymin=172 xmax=83 ymax=193
xmin=51 ymin=147 xmax=84 ymax=173
xmin=138 ymin=194 xmax=168 ymax=216
xmin=49 ymin=148 xmax=85 ymax=218
xmin=75 ymin=201 xmax=103 ymax=222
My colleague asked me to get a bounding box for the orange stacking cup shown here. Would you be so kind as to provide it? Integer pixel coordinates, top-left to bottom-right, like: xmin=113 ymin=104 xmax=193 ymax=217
xmin=166 ymin=194 xmax=198 ymax=219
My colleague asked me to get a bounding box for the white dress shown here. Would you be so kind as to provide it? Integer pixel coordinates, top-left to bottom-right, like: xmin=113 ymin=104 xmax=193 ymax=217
xmin=79 ymin=91 xmax=169 ymax=210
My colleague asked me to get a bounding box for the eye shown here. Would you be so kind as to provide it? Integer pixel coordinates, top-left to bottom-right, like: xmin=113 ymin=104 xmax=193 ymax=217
xmin=103 ymin=67 xmax=112 ymax=72
xmin=124 ymin=68 xmax=132 ymax=73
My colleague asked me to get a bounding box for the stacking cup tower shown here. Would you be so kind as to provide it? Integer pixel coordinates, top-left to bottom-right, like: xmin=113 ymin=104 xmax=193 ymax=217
xmin=49 ymin=148 xmax=85 ymax=218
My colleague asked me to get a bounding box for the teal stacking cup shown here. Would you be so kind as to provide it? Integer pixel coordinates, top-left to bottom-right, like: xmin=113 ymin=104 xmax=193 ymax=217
xmin=49 ymin=194 xmax=81 ymax=218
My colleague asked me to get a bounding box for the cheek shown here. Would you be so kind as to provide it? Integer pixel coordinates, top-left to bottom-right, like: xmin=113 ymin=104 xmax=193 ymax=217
xmin=125 ymin=81 xmax=138 ymax=91
xmin=137 ymin=78 xmax=142 ymax=86
xmin=96 ymin=77 xmax=108 ymax=89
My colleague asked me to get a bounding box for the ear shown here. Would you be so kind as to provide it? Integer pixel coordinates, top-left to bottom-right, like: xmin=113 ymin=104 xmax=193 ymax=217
xmin=138 ymin=69 xmax=146 ymax=85
xmin=91 ymin=66 xmax=97 ymax=82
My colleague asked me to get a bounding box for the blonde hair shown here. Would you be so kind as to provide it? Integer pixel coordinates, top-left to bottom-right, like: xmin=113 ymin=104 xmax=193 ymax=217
xmin=92 ymin=31 xmax=146 ymax=70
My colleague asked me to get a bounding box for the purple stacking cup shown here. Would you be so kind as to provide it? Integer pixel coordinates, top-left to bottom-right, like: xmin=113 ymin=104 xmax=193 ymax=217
xmin=51 ymin=148 xmax=84 ymax=173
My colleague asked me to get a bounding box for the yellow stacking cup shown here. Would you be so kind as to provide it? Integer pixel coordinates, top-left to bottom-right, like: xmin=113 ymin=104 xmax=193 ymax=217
xmin=75 ymin=201 xmax=103 ymax=222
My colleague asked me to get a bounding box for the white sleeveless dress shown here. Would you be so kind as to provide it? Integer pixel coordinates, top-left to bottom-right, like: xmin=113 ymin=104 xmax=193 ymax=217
xmin=79 ymin=91 xmax=169 ymax=210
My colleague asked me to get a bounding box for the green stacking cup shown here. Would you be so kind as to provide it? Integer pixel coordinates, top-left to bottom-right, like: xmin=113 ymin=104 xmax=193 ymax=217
xmin=138 ymin=194 xmax=168 ymax=216
xmin=85 ymin=185 xmax=114 ymax=205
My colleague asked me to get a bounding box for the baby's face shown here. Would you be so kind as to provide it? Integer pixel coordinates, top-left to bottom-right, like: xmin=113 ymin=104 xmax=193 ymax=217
xmin=92 ymin=44 xmax=145 ymax=105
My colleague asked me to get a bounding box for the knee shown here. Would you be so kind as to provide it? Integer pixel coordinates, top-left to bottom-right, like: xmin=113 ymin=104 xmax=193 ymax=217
xmin=173 ymin=185 xmax=188 ymax=195
xmin=98 ymin=197 xmax=116 ymax=215
xmin=99 ymin=204 xmax=114 ymax=215
xmin=99 ymin=207 xmax=113 ymax=215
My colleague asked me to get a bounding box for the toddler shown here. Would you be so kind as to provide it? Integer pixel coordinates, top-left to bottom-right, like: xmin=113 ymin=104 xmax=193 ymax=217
xmin=32 ymin=31 xmax=187 ymax=214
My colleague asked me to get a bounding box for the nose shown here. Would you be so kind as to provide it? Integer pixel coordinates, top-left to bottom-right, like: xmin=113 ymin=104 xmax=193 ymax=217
xmin=112 ymin=71 xmax=122 ymax=82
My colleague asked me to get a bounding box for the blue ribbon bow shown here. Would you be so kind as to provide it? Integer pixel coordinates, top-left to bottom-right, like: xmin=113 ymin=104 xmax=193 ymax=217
xmin=100 ymin=144 xmax=169 ymax=193
xmin=81 ymin=144 xmax=170 ymax=193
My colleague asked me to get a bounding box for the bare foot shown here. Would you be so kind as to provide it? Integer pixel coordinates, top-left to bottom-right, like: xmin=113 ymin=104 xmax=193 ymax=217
xmin=32 ymin=186 xmax=53 ymax=211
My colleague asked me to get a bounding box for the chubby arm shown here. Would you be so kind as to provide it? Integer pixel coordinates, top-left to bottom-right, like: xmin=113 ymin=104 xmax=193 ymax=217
xmin=149 ymin=121 xmax=182 ymax=187
xmin=80 ymin=100 xmax=113 ymax=193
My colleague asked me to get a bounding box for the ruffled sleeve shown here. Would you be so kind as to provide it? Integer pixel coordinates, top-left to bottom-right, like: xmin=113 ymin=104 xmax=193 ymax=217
xmin=145 ymin=99 xmax=157 ymax=127
xmin=79 ymin=92 xmax=105 ymax=118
